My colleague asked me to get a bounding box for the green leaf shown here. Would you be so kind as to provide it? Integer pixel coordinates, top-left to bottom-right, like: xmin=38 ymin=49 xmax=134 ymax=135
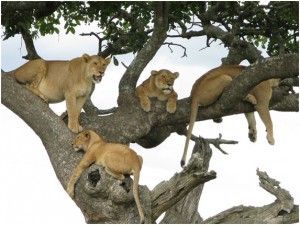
xmin=113 ymin=56 xmax=119 ymax=66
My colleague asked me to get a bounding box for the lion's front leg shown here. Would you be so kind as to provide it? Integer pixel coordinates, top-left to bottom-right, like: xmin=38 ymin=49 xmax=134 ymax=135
xmin=166 ymin=91 xmax=178 ymax=113
xmin=65 ymin=94 xmax=82 ymax=133
xmin=67 ymin=156 xmax=94 ymax=198
xmin=74 ymin=96 xmax=88 ymax=131
xmin=136 ymin=87 xmax=151 ymax=112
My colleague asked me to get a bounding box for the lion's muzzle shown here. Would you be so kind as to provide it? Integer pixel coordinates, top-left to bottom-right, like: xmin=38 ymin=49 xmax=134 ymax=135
xmin=162 ymin=86 xmax=173 ymax=94
xmin=93 ymin=72 xmax=104 ymax=84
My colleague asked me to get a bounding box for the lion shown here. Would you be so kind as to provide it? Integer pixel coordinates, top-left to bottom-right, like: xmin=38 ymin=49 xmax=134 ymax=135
xmin=67 ymin=130 xmax=145 ymax=224
xmin=12 ymin=54 xmax=111 ymax=133
xmin=136 ymin=69 xmax=179 ymax=113
xmin=181 ymin=65 xmax=278 ymax=167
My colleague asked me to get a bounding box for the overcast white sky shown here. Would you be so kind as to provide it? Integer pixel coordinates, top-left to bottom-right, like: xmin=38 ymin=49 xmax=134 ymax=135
xmin=1 ymin=18 xmax=299 ymax=225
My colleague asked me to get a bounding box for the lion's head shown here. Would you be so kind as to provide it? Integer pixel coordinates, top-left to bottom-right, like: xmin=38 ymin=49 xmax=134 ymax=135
xmin=72 ymin=130 xmax=91 ymax=152
xmin=151 ymin=69 xmax=179 ymax=94
xmin=82 ymin=54 xmax=111 ymax=84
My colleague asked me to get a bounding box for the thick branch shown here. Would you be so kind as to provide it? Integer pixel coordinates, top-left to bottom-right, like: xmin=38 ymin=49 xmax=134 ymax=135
xmin=73 ymin=164 xmax=152 ymax=223
xmin=20 ymin=27 xmax=41 ymax=60
xmin=151 ymin=152 xmax=216 ymax=221
xmin=160 ymin=136 xmax=213 ymax=223
xmin=1 ymin=72 xmax=78 ymax=188
xmin=202 ymin=169 xmax=298 ymax=224
xmin=118 ymin=2 xmax=170 ymax=106
xmin=218 ymin=54 xmax=299 ymax=112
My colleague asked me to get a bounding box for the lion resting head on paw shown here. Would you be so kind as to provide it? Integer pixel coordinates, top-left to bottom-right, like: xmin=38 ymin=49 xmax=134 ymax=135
xmin=136 ymin=69 xmax=179 ymax=113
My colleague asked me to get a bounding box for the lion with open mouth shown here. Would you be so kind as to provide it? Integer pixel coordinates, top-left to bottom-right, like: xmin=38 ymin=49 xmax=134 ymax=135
xmin=12 ymin=53 xmax=111 ymax=133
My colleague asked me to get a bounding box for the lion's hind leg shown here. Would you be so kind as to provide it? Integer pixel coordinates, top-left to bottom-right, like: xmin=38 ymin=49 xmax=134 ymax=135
xmin=105 ymin=167 xmax=126 ymax=180
xmin=256 ymin=103 xmax=274 ymax=145
xmin=243 ymin=94 xmax=257 ymax=105
xmin=15 ymin=59 xmax=48 ymax=102
xmin=245 ymin=112 xmax=257 ymax=143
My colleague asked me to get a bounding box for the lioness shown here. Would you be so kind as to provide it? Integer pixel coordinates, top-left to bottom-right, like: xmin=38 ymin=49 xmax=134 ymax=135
xmin=181 ymin=65 xmax=278 ymax=167
xmin=136 ymin=69 xmax=179 ymax=113
xmin=12 ymin=54 xmax=111 ymax=133
xmin=67 ymin=130 xmax=145 ymax=224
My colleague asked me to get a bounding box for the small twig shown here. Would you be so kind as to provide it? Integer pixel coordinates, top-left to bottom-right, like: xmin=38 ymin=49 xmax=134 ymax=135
xmin=79 ymin=31 xmax=103 ymax=44
xmin=190 ymin=133 xmax=238 ymax=155
xmin=80 ymin=32 xmax=104 ymax=54
xmin=121 ymin=62 xmax=128 ymax=69
xmin=163 ymin=42 xmax=187 ymax=58
xmin=199 ymin=39 xmax=215 ymax=51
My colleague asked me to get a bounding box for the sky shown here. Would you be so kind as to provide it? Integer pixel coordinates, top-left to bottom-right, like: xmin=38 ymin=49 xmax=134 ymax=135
xmin=1 ymin=18 xmax=299 ymax=225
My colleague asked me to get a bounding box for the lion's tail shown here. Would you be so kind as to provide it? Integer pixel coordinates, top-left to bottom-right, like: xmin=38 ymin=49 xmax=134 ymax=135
xmin=133 ymin=169 xmax=145 ymax=224
xmin=181 ymin=98 xmax=198 ymax=167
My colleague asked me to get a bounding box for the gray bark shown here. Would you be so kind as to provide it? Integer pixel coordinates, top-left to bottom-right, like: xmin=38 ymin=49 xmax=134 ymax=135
xmin=1 ymin=1 xmax=298 ymax=223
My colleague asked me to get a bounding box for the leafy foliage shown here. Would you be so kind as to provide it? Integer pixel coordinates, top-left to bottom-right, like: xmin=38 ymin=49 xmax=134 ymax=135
xmin=1 ymin=1 xmax=298 ymax=57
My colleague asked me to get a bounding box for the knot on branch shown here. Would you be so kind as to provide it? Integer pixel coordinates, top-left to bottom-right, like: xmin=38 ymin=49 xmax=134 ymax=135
xmin=83 ymin=164 xmax=135 ymax=204
xmin=75 ymin=164 xmax=151 ymax=223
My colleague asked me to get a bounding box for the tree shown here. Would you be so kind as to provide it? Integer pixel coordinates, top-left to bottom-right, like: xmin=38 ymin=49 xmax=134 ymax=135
xmin=1 ymin=1 xmax=299 ymax=223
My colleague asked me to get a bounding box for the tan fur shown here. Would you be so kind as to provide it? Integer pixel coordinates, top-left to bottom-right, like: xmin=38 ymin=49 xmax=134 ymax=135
xmin=136 ymin=69 xmax=179 ymax=113
xmin=67 ymin=130 xmax=145 ymax=224
xmin=181 ymin=65 xmax=277 ymax=167
xmin=12 ymin=54 xmax=111 ymax=133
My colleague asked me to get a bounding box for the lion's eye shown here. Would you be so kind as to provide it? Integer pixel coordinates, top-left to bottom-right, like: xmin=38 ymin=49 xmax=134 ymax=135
xmin=94 ymin=62 xmax=97 ymax=65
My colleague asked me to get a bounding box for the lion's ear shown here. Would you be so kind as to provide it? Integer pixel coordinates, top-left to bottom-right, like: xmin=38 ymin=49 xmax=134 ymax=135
xmin=173 ymin=72 xmax=179 ymax=79
xmin=105 ymin=57 xmax=111 ymax=64
xmin=84 ymin=131 xmax=90 ymax=139
xmin=82 ymin=54 xmax=90 ymax=63
xmin=151 ymin=70 xmax=158 ymax=76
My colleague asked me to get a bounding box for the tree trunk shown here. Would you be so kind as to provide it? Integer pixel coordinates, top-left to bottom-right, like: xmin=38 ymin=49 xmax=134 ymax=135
xmin=1 ymin=1 xmax=299 ymax=223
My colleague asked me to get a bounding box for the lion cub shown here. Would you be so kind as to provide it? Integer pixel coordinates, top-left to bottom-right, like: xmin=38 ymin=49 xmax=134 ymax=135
xmin=67 ymin=130 xmax=145 ymax=224
xmin=12 ymin=54 xmax=111 ymax=133
xmin=136 ymin=69 xmax=179 ymax=113
xmin=181 ymin=65 xmax=277 ymax=167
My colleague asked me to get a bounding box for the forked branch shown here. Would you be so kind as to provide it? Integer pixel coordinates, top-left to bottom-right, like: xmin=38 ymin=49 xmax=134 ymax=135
xmin=190 ymin=133 xmax=238 ymax=155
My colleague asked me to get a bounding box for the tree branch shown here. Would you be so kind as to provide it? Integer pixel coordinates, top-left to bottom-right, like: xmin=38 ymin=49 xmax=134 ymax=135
xmin=163 ymin=42 xmax=187 ymax=57
xmin=151 ymin=152 xmax=216 ymax=221
xmin=190 ymin=133 xmax=238 ymax=155
xmin=1 ymin=72 xmax=77 ymax=188
xmin=20 ymin=27 xmax=41 ymax=60
xmin=117 ymin=2 xmax=170 ymax=106
xmin=218 ymin=54 xmax=299 ymax=112
xmin=160 ymin=136 xmax=213 ymax=223
xmin=202 ymin=169 xmax=299 ymax=224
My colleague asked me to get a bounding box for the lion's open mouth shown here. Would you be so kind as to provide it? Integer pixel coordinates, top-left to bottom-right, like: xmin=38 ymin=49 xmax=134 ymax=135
xmin=93 ymin=74 xmax=104 ymax=83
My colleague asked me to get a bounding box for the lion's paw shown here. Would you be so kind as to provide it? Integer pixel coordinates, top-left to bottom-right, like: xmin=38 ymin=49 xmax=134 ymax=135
xmin=141 ymin=101 xmax=151 ymax=112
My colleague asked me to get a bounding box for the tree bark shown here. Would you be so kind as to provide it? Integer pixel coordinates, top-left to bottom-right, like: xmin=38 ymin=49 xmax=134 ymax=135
xmin=1 ymin=1 xmax=299 ymax=223
xmin=161 ymin=138 xmax=212 ymax=224
xmin=202 ymin=169 xmax=299 ymax=224
xmin=1 ymin=54 xmax=298 ymax=225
